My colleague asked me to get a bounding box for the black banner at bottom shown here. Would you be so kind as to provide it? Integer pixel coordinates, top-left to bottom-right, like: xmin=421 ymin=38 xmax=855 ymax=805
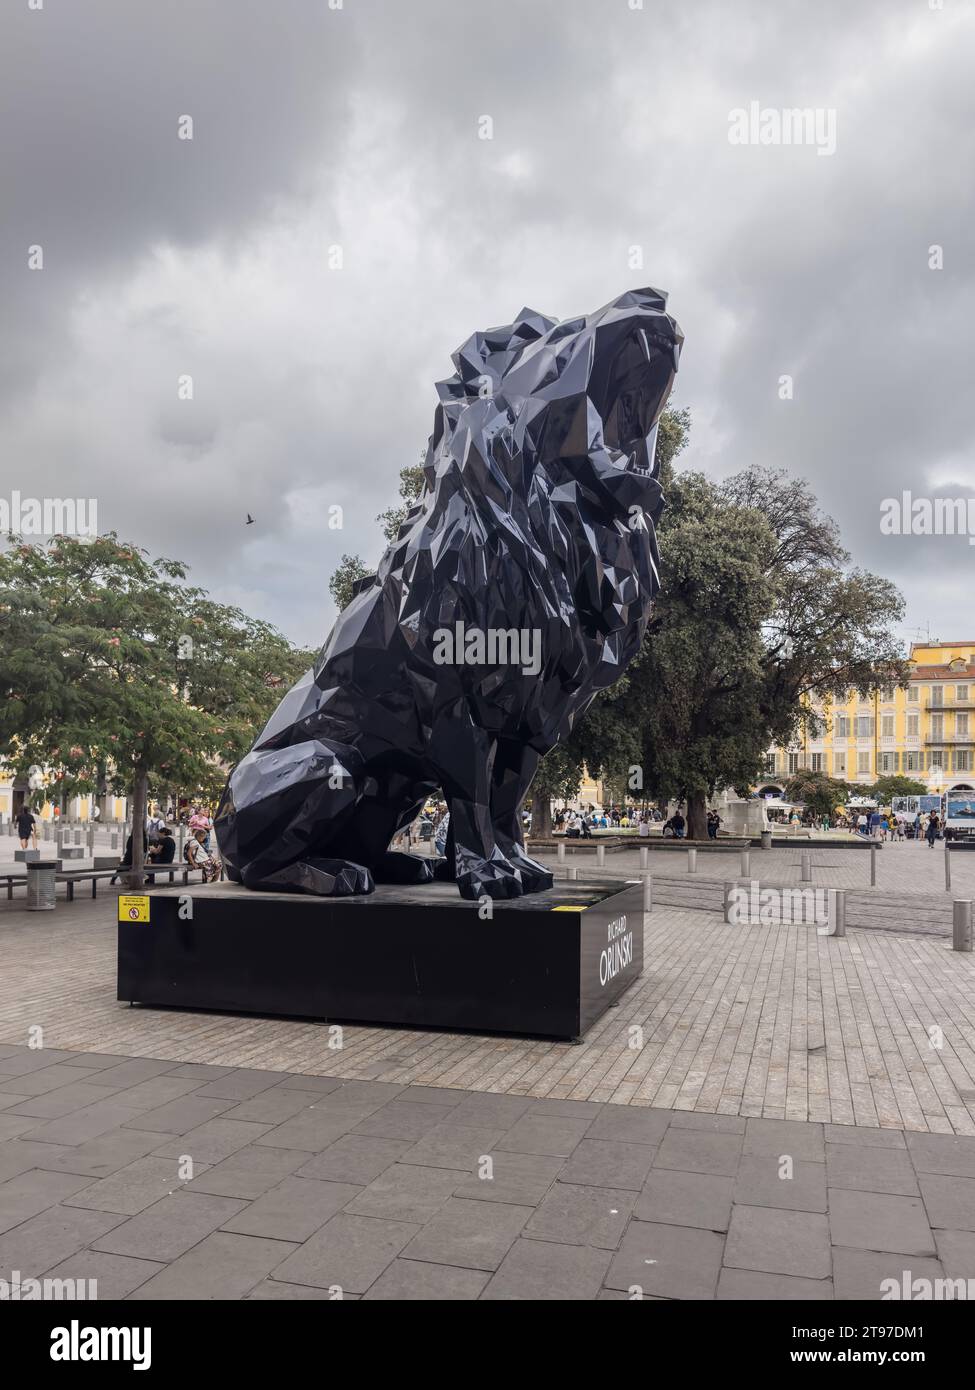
xmin=2 ymin=1298 xmax=970 ymax=1374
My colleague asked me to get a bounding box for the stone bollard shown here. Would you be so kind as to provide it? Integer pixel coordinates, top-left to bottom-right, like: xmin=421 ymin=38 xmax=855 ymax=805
xmin=643 ymin=874 xmax=652 ymax=912
xmin=557 ymin=841 xmax=565 ymax=863
xmin=801 ymin=851 xmax=811 ymax=883
xmin=687 ymin=847 xmax=697 ymax=874
xmin=870 ymin=842 xmax=877 ymax=887
xmin=945 ymin=841 xmax=952 ymax=893
xmin=596 ymin=844 xmax=605 ymax=868
xmin=739 ymin=849 xmax=750 ymax=878
xmin=640 ymin=845 xmax=648 ymax=871
xmin=953 ymin=899 xmax=973 ymax=953
xmin=568 ymin=865 xmax=579 ymax=881
xmin=26 ymin=861 xmax=57 ymax=912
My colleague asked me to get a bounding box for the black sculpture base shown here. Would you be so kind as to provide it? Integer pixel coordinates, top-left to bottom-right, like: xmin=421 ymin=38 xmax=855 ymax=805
xmin=117 ymin=879 xmax=644 ymax=1042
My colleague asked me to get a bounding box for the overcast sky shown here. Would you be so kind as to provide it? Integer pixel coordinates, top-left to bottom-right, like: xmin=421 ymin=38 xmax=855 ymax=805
xmin=3 ymin=0 xmax=974 ymax=652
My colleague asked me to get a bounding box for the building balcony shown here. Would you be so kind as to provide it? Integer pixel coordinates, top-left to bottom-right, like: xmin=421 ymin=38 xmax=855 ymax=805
xmin=926 ymin=700 xmax=974 ymax=710
xmin=924 ymin=734 xmax=974 ymax=744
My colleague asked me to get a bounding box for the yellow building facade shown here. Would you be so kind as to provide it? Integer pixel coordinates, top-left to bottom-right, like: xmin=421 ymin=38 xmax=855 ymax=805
xmin=760 ymin=641 xmax=975 ymax=796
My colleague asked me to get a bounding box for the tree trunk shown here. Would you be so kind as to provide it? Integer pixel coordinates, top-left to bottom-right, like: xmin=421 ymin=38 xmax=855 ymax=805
xmin=687 ymin=791 xmax=708 ymax=842
xmin=531 ymin=784 xmax=553 ymax=840
xmin=127 ymin=767 xmax=148 ymax=890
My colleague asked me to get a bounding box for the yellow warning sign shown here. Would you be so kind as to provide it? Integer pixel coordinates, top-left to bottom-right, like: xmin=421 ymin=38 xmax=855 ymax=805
xmin=118 ymin=895 xmax=150 ymax=923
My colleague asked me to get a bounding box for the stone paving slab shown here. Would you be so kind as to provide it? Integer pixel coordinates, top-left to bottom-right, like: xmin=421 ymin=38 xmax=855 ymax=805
xmin=0 ymin=1045 xmax=973 ymax=1299
xmin=4 ymin=887 xmax=975 ymax=1133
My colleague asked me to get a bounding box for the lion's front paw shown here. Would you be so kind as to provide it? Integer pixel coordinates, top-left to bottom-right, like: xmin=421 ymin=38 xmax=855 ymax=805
xmin=454 ymin=849 xmax=525 ymax=901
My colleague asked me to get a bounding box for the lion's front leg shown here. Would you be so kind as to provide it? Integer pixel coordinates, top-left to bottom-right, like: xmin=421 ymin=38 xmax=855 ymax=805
xmin=490 ymin=740 xmax=554 ymax=894
xmin=428 ymin=714 xmax=524 ymax=900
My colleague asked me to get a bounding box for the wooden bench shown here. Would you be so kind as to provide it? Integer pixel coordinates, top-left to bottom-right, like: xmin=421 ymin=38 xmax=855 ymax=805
xmin=59 ymin=869 xmax=123 ymax=901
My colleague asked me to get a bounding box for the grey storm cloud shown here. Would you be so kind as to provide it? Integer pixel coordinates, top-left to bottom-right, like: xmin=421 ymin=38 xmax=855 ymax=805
xmin=2 ymin=0 xmax=974 ymax=651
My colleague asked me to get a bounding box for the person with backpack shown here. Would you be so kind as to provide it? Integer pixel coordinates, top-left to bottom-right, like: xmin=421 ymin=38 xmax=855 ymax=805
xmin=926 ymin=813 xmax=940 ymax=848
xmin=185 ymin=827 xmax=220 ymax=882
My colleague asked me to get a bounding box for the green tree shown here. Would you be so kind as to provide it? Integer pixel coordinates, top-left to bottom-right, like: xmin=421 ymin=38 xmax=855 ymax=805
xmin=0 ymin=534 xmax=311 ymax=886
xmin=870 ymin=774 xmax=929 ymax=804
xmin=784 ymin=768 xmax=849 ymax=820
xmin=578 ymin=444 xmax=908 ymax=838
xmin=328 ymin=554 xmax=369 ymax=612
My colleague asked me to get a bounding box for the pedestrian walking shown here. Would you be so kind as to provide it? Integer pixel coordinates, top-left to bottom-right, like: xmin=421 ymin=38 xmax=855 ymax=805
xmin=16 ymin=806 xmax=37 ymax=850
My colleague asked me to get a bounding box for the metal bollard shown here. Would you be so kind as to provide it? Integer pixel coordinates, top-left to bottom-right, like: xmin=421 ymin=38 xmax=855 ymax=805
xmin=596 ymin=844 xmax=605 ymax=868
xmin=26 ymin=862 xmax=57 ymax=912
xmin=640 ymin=845 xmax=648 ymax=870
xmin=870 ymin=842 xmax=877 ymax=887
xmin=830 ymin=888 xmax=846 ymax=937
xmin=687 ymin=847 xmax=697 ymax=874
xmin=945 ymin=841 xmax=952 ymax=892
xmin=801 ymin=851 xmax=811 ymax=883
xmin=723 ymin=881 xmax=736 ymax=923
xmin=953 ymin=899 xmax=973 ymax=952
xmin=643 ymin=874 xmax=652 ymax=912
xmin=557 ymin=841 xmax=565 ymax=862
xmin=739 ymin=849 xmax=750 ymax=878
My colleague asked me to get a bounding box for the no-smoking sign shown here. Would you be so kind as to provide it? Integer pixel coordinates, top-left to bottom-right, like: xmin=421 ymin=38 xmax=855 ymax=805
xmin=118 ymin=895 xmax=150 ymax=924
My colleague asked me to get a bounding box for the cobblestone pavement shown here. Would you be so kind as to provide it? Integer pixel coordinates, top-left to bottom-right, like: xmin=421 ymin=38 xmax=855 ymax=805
xmin=3 ymin=1043 xmax=975 ymax=1299
xmin=3 ymin=888 xmax=975 ymax=1132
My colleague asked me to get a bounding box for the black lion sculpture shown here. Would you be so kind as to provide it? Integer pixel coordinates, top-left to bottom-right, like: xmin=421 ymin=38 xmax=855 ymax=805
xmin=215 ymin=287 xmax=682 ymax=899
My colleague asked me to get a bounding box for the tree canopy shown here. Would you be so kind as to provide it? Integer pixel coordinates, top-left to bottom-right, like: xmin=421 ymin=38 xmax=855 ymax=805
xmin=0 ymin=533 xmax=312 ymax=883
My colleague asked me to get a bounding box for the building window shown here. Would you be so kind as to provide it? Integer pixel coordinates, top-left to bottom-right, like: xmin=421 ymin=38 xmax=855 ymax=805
xmin=881 ymin=714 xmax=895 ymax=738
xmin=908 ymin=686 xmax=919 ymax=702
xmin=907 ymin=713 xmax=919 ymax=737
xmin=958 ymin=713 xmax=969 ymax=736
xmin=764 ymin=754 xmax=776 ymax=775
xmin=931 ymin=716 xmax=944 ymax=740
xmin=905 ymin=752 xmax=923 ymax=772
xmin=834 ymin=753 xmax=846 ymax=776
xmin=955 ymin=750 xmax=971 ymax=772
xmin=788 ymin=752 xmax=800 ymax=775
xmin=834 ymin=715 xmax=849 ymax=738
xmin=931 ymin=686 xmax=944 ymax=707
xmin=858 ymin=752 xmax=871 ymax=774
xmin=929 ymin=751 xmax=944 ymax=773
xmin=856 ymin=716 xmax=874 ymax=738
xmin=811 ymin=753 xmax=823 ymax=772
xmin=958 ymin=685 xmax=969 ymax=702
xmin=880 ymin=686 xmax=895 ymax=702
xmin=879 ymin=752 xmax=899 ymax=773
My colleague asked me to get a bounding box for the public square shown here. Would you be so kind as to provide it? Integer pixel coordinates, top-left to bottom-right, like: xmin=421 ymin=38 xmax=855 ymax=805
xmin=3 ymin=838 xmax=975 ymax=1301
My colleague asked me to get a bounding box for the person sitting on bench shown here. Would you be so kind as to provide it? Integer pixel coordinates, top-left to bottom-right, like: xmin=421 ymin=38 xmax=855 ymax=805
xmin=146 ymin=827 xmax=176 ymax=883
xmin=185 ymin=828 xmax=220 ymax=883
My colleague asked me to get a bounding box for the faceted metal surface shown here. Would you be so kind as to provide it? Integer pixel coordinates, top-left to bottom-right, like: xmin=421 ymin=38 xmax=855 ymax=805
xmin=215 ymin=287 xmax=683 ymax=899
